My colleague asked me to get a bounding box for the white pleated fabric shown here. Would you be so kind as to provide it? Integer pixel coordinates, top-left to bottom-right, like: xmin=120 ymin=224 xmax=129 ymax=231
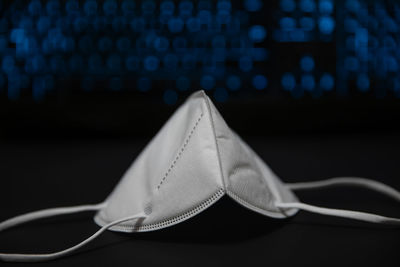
xmin=0 ymin=91 xmax=399 ymax=263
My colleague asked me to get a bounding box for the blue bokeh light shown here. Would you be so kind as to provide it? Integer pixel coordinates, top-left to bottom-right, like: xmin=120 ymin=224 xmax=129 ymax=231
xmin=168 ymin=18 xmax=184 ymax=33
xmin=301 ymin=74 xmax=315 ymax=91
xmin=281 ymin=73 xmax=296 ymax=91
xmin=245 ymin=0 xmax=263 ymax=12
xmin=248 ymin=25 xmax=267 ymax=43
xmin=320 ymin=73 xmax=334 ymax=91
xmin=300 ymin=56 xmax=315 ymax=72
xmin=319 ymin=0 xmax=333 ymax=14
xmin=144 ymin=56 xmax=159 ymax=71
xmin=280 ymin=0 xmax=296 ymax=12
xmin=318 ymin=16 xmax=335 ymax=34
xmin=357 ymin=74 xmax=370 ymax=92
xmin=252 ymin=75 xmax=268 ymax=90
xmin=299 ymin=0 xmax=316 ymax=13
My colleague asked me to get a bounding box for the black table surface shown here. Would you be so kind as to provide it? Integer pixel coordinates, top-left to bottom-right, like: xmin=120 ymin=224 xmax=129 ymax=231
xmin=0 ymin=133 xmax=399 ymax=266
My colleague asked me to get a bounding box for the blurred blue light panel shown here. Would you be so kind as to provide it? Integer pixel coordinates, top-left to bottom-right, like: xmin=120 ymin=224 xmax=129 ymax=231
xmin=163 ymin=89 xmax=178 ymax=105
xmin=226 ymin=75 xmax=241 ymax=91
xmin=239 ymin=56 xmax=253 ymax=72
xmin=182 ymin=55 xmax=196 ymax=70
xmin=168 ymin=18 xmax=184 ymax=33
xmin=66 ymin=0 xmax=80 ymax=16
xmin=319 ymin=0 xmax=333 ymax=14
xmin=280 ymin=0 xmax=296 ymax=12
xmin=103 ymin=0 xmax=118 ymax=16
xmin=281 ymin=73 xmax=296 ymax=91
xmin=69 ymin=55 xmax=84 ymax=73
xmin=19 ymin=17 xmax=34 ymax=30
xmin=198 ymin=10 xmax=212 ymax=24
xmin=154 ymin=37 xmax=169 ymax=52
xmin=2 ymin=55 xmax=15 ymax=73
xmin=344 ymin=56 xmax=359 ymax=71
xmin=50 ymin=55 xmax=66 ymax=73
xmin=0 ymin=35 xmax=7 ymax=52
xmin=198 ymin=0 xmax=212 ymax=10
xmin=37 ymin=16 xmax=51 ymax=34
xmin=345 ymin=0 xmax=360 ymax=12
xmin=319 ymin=73 xmax=334 ymax=91
xmin=61 ymin=37 xmax=75 ymax=53
xmin=29 ymin=0 xmax=42 ymax=16
xmin=107 ymin=54 xmax=122 ymax=72
xmin=187 ymin=17 xmax=201 ymax=32
xmin=88 ymin=53 xmax=103 ymax=73
xmin=137 ymin=77 xmax=151 ymax=92
xmin=251 ymin=48 xmax=268 ymax=61
xmin=252 ymin=75 xmax=268 ymax=90
xmin=212 ymin=35 xmax=226 ymax=48
xmin=355 ymin=28 xmax=368 ymax=50
xmin=301 ymin=74 xmax=315 ymax=91
xmin=299 ymin=0 xmax=316 ymax=12
xmin=144 ymin=56 xmax=159 ymax=71
xmin=98 ymin=37 xmax=113 ymax=52
xmin=386 ymin=56 xmax=398 ymax=72
xmin=112 ymin=17 xmax=126 ymax=32
xmin=248 ymin=25 xmax=267 ymax=43
xmin=300 ymin=56 xmax=315 ymax=72
xmin=318 ymin=16 xmax=335 ymax=34
xmin=46 ymin=0 xmax=60 ymax=16
xmin=201 ymin=75 xmax=215 ymax=90
xmin=357 ymin=73 xmax=369 ymax=92
xmin=299 ymin=17 xmax=315 ymax=31
xmin=245 ymin=0 xmax=263 ymax=12
xmin=280 ymin=17 xmax=296 ymax=31
xmin=161 ymin=1 xmax=174 ymax=15
xmin=84 ymin=0 xmax=98 ymax=16
xmin=179 ymin=1 xmax=194 ymax=17
xmin=213 ymin=87 xmax=228 ymax=102
xmin=177 ymin=76 xmax=190 ymax=91
xmin=142 ymin=0 xmax=156 ymax=14
xmin=122 ymin=0 xmax=135 ymax=16
xmin=10 ymin=29 xmax=25 ymax=43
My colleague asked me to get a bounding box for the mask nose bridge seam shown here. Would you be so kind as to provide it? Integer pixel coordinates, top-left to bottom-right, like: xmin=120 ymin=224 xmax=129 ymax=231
xmin=156 ymin=112 xmax=204 ymax=190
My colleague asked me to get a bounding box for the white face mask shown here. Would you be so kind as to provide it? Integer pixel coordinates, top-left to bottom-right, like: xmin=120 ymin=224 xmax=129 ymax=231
xmin=1 ymin=90 xmax=399 ymax=262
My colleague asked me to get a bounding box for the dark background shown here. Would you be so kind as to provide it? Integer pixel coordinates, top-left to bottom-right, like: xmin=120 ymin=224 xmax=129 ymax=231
xmin=0 ymin=0 xmax=399 ymax=266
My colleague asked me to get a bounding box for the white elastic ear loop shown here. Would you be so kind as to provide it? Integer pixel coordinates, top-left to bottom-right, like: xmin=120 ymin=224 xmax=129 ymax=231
xmin=275 ymin=177 xmax=400 ymax=225
xmin=0 ymin=203 xmax=147 ymax=262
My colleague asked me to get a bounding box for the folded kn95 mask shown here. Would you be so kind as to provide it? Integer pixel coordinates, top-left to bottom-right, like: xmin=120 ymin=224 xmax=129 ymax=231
xmin=1 ymin=90 xmax=399 ymax=262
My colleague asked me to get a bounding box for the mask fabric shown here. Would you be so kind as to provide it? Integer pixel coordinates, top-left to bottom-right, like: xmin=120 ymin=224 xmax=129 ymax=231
xmin=1 ymin=91 xmax=399 ymax=262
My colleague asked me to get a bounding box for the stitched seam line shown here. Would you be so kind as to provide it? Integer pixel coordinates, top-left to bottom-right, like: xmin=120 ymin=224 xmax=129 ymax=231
xmin=156 ymin=112 xmax=204 ymax=190
xmin=96 ymin=188 xmax=225 ymax=231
